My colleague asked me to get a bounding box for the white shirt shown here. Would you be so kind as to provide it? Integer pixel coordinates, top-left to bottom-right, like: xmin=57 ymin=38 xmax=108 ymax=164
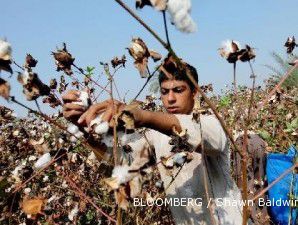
xmin=124 ymin=114 xmax=243 ymax=225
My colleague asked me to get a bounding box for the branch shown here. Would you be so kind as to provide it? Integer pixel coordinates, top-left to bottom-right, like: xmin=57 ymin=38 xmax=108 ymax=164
xmin=240 ymin=60 xmax=257 ymax=224
xmin=162 ymin=10 xmax=171 ymax=48
xmin=73 ymin=63 xmax=111 ymax=94
xmin=252 ymin=163 xmax=298 ymax=201
xmin=133 ymin=65 xmax=160 ymax=101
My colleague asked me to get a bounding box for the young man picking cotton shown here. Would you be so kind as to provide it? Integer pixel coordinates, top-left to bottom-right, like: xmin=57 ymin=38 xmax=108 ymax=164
xmin=62 ymin=57 xmax=243 ymax=225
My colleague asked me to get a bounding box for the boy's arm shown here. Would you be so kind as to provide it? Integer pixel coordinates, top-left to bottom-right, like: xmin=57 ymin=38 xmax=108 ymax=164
xmin=130 ymin=108 xmax=182 ymax=135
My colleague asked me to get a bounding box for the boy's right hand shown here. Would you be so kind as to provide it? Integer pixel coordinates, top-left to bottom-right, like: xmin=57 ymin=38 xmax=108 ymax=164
xmin=62 ymin=90 xmax=86 ymax=122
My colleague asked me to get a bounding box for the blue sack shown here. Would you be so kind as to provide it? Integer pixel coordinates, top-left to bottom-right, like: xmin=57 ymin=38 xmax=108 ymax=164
xmin=266 ymin=145 xmax=298 ymax=225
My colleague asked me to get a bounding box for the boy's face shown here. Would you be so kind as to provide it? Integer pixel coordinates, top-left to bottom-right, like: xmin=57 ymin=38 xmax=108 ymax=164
xmin=160 ymin=79 xmax=197 ymax=114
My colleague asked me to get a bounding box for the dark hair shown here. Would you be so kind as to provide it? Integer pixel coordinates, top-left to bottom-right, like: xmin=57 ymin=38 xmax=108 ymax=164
xmin=158 ymin=63 xmax=199 ymax=92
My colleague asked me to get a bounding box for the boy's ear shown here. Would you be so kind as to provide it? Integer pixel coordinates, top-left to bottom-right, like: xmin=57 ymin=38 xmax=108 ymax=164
xmin=193 ymin=89 xmax=199 ymax=99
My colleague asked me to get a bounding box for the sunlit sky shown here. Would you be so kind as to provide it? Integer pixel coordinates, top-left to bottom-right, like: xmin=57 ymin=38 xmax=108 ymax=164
xmin=0 ymin=0 xmax=297 ymax=116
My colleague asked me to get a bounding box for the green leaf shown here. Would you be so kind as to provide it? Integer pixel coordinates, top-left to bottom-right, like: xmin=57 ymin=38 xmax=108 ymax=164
xmin=258 ymin=130 xmax=271 ymax=141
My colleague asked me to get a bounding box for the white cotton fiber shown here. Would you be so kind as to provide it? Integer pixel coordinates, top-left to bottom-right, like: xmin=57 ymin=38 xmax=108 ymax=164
xmin=34 ymin=153 xmax=51 ymax=169
xmin=90 ymin=114 xmax=110 ymax=135
xmin=112 ymin=165 xmax=132 ymax=184
xmin=167 ymin=0 xmax=197 ymax=33
xmin=0 ymin=39 xmax=12 ymax=60
xmin=172 ymin=152 xmax=187 ymax=166
xmin=94 ymin=121 xmax=109 ymax=134
xmin=67 ymin=124 xmax=79 ymax=134
xmin=73 ymin=91 xmax=90 ymax=108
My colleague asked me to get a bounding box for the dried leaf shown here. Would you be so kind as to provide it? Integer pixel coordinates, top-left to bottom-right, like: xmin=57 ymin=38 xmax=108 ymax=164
xmin=52 ymin=43 xmax=75 ymax=75
xmin=0 ymin=78 xmax=10 ymax=100
xmin=136 ymin=0 xmax=167 ymax=11
xmin=129 ymin=176 xmax=142 ymax=198
xmin=116 ymin=187 xmax=129 ymax=210
xmin=25 ymin=54 xmax=38 ymax=68
xmin=149 ymin=50 xmax=162 ymax=62
xmin=104 ymin=177 xmax=120 ymax=190
xmin=134 ymin=57 xmax=149 ymax=78
xmin=111 ymin=55 xmax=126 ymax=68
xmin=42 ymin=94 xmax=61 ymax=108
xmin=117 ymin=104 xmax=137 ymax=132
xmin=160 ymin=156 xmax=174 ymax=169
xmin=49 ymin=78 xmax=57 ymax=89
xmin=238 ymin=45 xmax=256 ymax=62
xmin=22 ymin=198 xmax=44 ymax=215
xmin=284 ymin=36 xmax=297 ymax=54
xmin=0 ymin=59 xmax=12 ymax=74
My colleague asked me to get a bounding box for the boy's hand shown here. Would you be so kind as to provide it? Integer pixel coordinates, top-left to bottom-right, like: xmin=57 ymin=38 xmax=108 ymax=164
xmin=78 ymin=99 xmax=125 ymax=128
xmin=62 ymin=90 xmax=86 ymax=122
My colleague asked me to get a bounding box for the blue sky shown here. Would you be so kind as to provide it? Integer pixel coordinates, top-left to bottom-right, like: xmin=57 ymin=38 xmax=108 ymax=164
xmin=0 ymin=0 xmax=297 ymax=116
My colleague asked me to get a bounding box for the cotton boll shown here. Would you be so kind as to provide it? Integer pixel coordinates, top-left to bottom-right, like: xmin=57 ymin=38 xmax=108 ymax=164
xmin=70 ymin=136 xmax=77 ymax=143
xmin=220 ymin=40 xmax=241 ymax=59
xmin=69 ymin=131 xmax=83 ymax=143
xmin=112 ymin=165 xmax=133 ymax=185
xmin=73 ymin=91 xmax=90 ymax=108
xmin=79 ymin=91 xmax=90 ymax=107
xmin=34 ymin=153 xmax=51 ymax=169
xmin=0 ymin=39 xmax=12 ymax=60
xmin=11 ymin=165 xmax=24 ymax=182
xmin=90 ymin=114 xmax=110 ymax=135
xmin=173 ymin=152 xmax=187 ymax=166
xmin=167 ymin=0 xmax=197 ymax=33
xmin=67 ymin=124 xmax=79 ymax=134
xmin=101 ymin=135 xmax=114 ymax=147
xmin=94 ymin=121 xmax=109 ymax=134
xmin=89 ymin=115 xmax=103 ymax=128
xmin=19 ymin=70 xmax=30 ymax=85
xmin=24 ymin=187 xmax=31 ymax=195
xmin=68 ymin=203 xmax=79 ymax=221
xmin=118 ymin=132 xmax=142 ymax=146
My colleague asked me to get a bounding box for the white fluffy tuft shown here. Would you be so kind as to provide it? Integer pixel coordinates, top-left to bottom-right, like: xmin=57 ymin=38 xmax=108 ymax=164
xmin=0 ymin=39 xmax=12 ymax=60
xmin=34 ymin=153 xmax=51 ymax=169
xmin=67 ymin=124 xmax=79 ymax=134
xmin=112 ymin=165 xmax=132 ymax=184
xmin=167 ymin=0 xmax=197 ymax=33
xmin=219 ymin=40 xmax=241 ymax=59
xmin=90 ymin=114 xmax=110 ymax=135
xmin=94 ymin=121 xmax=109 ymax=134
xmin=73 ymin=91 xmax=90 ymax=108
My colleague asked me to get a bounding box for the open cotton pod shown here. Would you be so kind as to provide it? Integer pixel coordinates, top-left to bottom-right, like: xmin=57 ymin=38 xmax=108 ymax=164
xmin=90 ymin=114 xmax=110 ymax=135
xmin=17 ymin=70 xmax=51 ymax=101
xmin=219 ymin=40 xmax=241 ymax=64
xmin=104 ymin=165 xmax=136 ymax=190
xmin=136 ymin=0 xmax=167 ymax=11
xmin=0 ymin=38 xmax=12 ymax=74
xmin=0 ymin=78 xmax=10 ymax=100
